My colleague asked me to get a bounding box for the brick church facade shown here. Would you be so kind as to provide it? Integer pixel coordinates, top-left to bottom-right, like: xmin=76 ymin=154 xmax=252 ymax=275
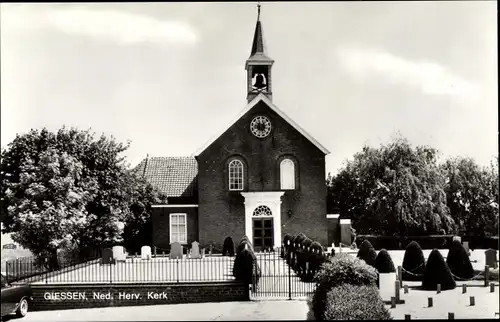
xmin=134 ymin=8 xmax=330 ymax=251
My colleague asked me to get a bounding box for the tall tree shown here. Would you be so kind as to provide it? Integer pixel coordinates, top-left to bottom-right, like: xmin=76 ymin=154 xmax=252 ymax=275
xmin=441 ymin=156 xmax=499 ymax=237
xmin=1 ymin=127 xmax=166 ymax=265
xmin=328 ymin=134 xmax=456 ymax=236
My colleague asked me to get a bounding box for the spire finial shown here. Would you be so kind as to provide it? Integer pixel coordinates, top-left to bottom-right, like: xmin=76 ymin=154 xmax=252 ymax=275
xmin=257 ymin=1 xmax=261 ymax=21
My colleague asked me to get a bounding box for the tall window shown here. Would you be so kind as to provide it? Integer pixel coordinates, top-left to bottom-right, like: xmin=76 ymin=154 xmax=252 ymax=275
xmin=280 ymin=158 xmax=295 ymax=190
xmin=170 ymin=213 xmax=187 ymax=243
xmin=229 ymin=159 xmax=244 ymax=191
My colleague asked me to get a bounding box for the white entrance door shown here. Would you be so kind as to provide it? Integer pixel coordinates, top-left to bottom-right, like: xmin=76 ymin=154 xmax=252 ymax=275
xmin=241 ymin=191 xmax=285 ymax=249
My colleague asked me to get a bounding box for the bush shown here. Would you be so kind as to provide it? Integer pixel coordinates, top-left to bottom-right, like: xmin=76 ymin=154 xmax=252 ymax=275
xmin=402 ymin=241 xmax=426 ymax=281
xmin=357 ymin=240 xmax=377 ymax=267
xmin=446 ymin=240 xmax=474 ymax=280
xmin=306 ymin=242 xmax=327 ymax=282
xmin=232 ymin=248 xmax=256 ymax=284
xmin=322 ymin=284 xmax=392 ymax=320
xmin=222 ymin=237 xmax=235 ymax=257
xmin=421 ymin=249 xmax=456 ymax=291
xmin=375 ymin=249 xmax=396 ymax=274
xmin=236 ymin=238 xmax=254 ymax=255
xmin=311 ymin=253 xmax=377 ymax=321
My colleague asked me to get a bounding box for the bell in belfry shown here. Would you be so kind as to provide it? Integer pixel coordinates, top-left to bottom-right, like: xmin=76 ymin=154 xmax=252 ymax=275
xmin=253 ymin=73 xmax=266 ymax=89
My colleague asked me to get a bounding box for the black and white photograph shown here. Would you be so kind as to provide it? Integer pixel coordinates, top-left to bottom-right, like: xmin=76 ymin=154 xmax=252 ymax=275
xmin=0 ymin=1 xmax=497 ymax=321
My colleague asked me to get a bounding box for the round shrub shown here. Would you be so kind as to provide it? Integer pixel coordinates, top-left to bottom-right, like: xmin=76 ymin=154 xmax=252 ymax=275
xmin=357 ymin=240 xmax=377 ymax=267
xmin=402 ymin=241 xmax=426 ymax=281
xmin=294 ymin=233 xmax=307 ymax=248
xmin=421 ymin=249 xmax=456 ymax=291
xmin=446 ymin=240 xmax=474 ymax=280
xmin=311 ymin=253 xmax=378 ymax=321
xmin=375 ymin=249 xmax=396 ymax=273
xmin=236 ymin=238 xmax=254 ymax=255
xmin=323 ymin=284 xmax=392 ymax=320
xmin=222 ymin=237 xmax=235 ymax=257
xmin=306 ymin=242 xmax=327 ymax=282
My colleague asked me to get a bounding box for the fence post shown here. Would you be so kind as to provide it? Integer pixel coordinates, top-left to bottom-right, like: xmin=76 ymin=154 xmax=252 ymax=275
xmin=176 ymin=259 xmax=179 ymax=283
xmin=397 ymin=266 xmax=403 ymax=288
xmin=109 ymin=257 xmax=113 ymax=284
xmin=484 ymin=265 xmax=489 ymax=287
xmin=288 ymin=257 xmax=292 ymax=300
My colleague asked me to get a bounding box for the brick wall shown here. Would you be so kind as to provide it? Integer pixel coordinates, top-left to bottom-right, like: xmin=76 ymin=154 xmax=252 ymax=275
xmin=152 ymin=207 xmax=199 ymax=250
xmin=31 ymin=281 xmax=248 ymax=311
xmin=197 ymin=100 xmax=327 ymax=248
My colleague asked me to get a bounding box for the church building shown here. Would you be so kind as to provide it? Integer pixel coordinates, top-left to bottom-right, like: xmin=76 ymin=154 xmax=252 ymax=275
xmin=134 ymin=7 xmax=330 ymax=251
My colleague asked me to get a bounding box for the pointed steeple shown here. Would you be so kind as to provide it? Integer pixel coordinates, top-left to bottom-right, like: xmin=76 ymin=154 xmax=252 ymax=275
xmin=246 ymin=3 xmax=274 ymax=103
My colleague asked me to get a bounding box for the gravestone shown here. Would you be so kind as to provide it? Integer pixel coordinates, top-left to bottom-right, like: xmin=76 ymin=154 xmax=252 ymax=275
xmin=141 ymin=246 xmax=152 ymax=260
xmin=453 ymin=236 xmax=462 ymax=243
xmin=462 ymin=241 xmax=470 ymax=256
xmin=191 ymin=241 xmax=201 ymax=259
xmin=113 ymin=245 xmax=127 ymax=262
xmin=340 ymin=219 xmax=352 ymax=246
xmin=485 ymin=249 xmax=498 ymax=269
xmin=170 ymin=242 xmax=183 ymax=259
xmin=101 ymin=248 xmax=114 ymax=265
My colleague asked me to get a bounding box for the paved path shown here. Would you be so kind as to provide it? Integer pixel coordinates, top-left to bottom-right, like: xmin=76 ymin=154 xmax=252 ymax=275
xmin=5 ymin=300 xmax=309 ymax=321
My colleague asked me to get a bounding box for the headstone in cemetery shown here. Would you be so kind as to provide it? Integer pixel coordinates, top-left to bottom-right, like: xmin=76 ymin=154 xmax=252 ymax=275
xmin=191 ymin=241 xmax=201 ymax=259
xmin=101 ymin=248 xmax=114 ymax=265
xmin=112 ymin=245 xmax=127 ymax=262
xmin=141 ymin=246 xmax=152 ymax=260
xmin=170 ymin=242 xmax=183 ymax=259
xmin=462 ymin=241 xmax=470 ymax=256
xmin=485 ymin=249 xmax=498 ymax=269
xmin=339 ymin=219 xmax=352 ymax=247
xmin=453 ymin=236 xmax=462 ymax=243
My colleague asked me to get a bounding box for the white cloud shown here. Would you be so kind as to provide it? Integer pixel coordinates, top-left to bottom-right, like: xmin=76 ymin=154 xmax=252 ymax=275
xmin=336 ymin=47 xmax=480 ymax=99
xmin=1 ymin=5 xmax=198 ymax=47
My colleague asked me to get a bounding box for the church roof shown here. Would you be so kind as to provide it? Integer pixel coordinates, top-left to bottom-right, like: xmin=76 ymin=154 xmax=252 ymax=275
xmin=194 ymin=94 xmax=330 ymax=156
xmin=133 ymin=157 xmax=197 ymax=198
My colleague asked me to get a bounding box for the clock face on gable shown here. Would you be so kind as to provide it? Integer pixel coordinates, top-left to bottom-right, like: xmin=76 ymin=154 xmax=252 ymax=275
xmin=250 ymin=116 xmax=272 ymax=138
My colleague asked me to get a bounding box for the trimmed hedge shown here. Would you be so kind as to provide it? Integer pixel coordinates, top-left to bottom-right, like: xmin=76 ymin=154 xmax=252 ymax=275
xmin=311 ymin=253 xmax=377 ymax=321
xmin=323 ymin=284 xmax=392 ymax=320
xmin=446 ymin=240 xmax=474 ymax=280
xmin=375 ymin=249 xmax=396 ymax=273
xmin=222 ymin=237 xmax=235 ymax=257
xmin=421 ymin=249 xmax=456 ymax=291
xmin=355 ymin=235 xmax=499 ymax=250
xmin=402 ymin=241 xmax=426 ymax=281
xmin=357 ymin=240 xmax=377 ymax=267
xmin=233 ymin=237 xmax=261 ymax=287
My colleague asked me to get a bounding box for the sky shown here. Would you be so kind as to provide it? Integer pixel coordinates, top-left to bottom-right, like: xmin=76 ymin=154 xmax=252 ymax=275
xmin=0 ymin=1 xmax=498 ymax=178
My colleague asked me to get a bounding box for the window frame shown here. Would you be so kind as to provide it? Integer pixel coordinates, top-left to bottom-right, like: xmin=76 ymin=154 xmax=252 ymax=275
xmin=280 ymin=158 xmax=296 ymax=190
xmin=169 ymin=213 xmax=187 ymax=244
xmin=228 ymin=159 xmax=244 ymax=191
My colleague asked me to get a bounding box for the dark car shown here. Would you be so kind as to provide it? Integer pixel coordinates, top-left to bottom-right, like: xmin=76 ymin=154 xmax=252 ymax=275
xmin=1 ymin=274 xmax=32 ymax=320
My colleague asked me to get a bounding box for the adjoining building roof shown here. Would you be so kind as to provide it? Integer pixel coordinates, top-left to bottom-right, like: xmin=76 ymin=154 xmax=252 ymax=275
xmin=133 ymin=157 xmax=198 ymax=198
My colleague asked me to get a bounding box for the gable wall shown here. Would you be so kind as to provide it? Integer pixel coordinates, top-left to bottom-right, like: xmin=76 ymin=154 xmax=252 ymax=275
xmin=197 ymin=101 xmax=327 ymax=247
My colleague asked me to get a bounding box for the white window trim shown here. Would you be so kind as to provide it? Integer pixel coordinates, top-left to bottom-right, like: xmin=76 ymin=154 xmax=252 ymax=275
xmin=228 ymin=159 xmax=244 ymax=191
xmin=169 ymin=213 xmax=187 ymax=244
xmin=280 ymin=158 xmax=296 ymax=190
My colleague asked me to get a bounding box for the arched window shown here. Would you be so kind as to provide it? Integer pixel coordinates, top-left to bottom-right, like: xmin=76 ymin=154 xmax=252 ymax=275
xmin=229 ymin=159 xmax=244 ymax=191
xmin=280 ymin=158 xmax=295 ymax=190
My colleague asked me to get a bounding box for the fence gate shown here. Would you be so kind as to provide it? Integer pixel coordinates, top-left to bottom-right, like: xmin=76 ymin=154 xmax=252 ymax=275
xmin=250 ymin=247 xmax=315 ymax=300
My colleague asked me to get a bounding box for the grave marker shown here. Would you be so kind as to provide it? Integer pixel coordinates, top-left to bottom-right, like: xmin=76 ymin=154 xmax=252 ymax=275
xmin=485 ymin=249 xmax=498 ymax=269
xmin=112 ymin=245 xmax=127 ymax=262
xmin=101 ymin=248 xmax=114 ymax=265
xmin=141 ymin=246 xmax=152 ymax=260
xmin=170 ymin=242 xmax=183 ymax=259
xmin=191 ymin=241 xmax=201 ymax=259
xmin=462 ymin=241 xmax=470 ymax=256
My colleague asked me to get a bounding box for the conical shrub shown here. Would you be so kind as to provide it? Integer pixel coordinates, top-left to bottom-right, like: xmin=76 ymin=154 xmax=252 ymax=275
xmin=402 ymin=241 xmax=426 ymax=281
xmin=446 ymin=240 xmax=474 ymax=280
xmin=422 ymin=249 xmax=456 ymax=291
xmin=375 ymin=249 xmax=396 ymax=273
xmin=222 ymin=236 xmax=235 ymax=256
xmin=357 ymin=240 xmax=377 ymax=267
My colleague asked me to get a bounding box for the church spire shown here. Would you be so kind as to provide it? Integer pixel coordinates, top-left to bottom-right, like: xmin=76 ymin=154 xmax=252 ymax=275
xmin=250 ymin=2 xmax=266 ymax=56
xmin=246 ymin=2 xmax=274 ymax=103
